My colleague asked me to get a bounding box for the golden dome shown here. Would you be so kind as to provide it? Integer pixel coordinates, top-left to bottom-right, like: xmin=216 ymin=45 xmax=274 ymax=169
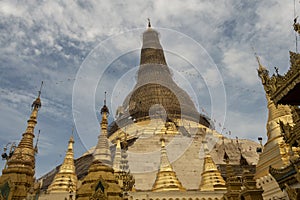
xmin=119 ymin=26 xmax=210 ymax=127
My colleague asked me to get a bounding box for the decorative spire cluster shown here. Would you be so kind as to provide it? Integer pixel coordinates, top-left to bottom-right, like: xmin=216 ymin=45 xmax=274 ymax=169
xmin=47 ymin=135 xmax=77 ymax=193
xmin=152 ymin=136 xmax=185 ymax=192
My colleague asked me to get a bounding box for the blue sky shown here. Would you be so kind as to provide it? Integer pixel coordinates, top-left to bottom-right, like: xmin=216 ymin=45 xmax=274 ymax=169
xmin=0 ymin=0 xmax=297 ymax=178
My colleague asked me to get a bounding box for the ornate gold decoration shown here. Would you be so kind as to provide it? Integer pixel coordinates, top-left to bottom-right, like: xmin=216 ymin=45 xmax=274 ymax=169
xmin=90 ymin=188 xmax=107 ymax=200
xmin=256 ymin=59 xmax=295 ymax=184
xmin=152 ymin=137 xmax=185 ymax=192
xmin=113 ymin=136 xmax=135 ymax=192
xmin=285 ymin=183 xmax=298 ymax=200
xmin=47 ymin=136 xmax=77 ymax=193
xmin=223 ymin=160 xmax=242 ymax=200
xmin=279 ymin=120 xmax=295 ymax=145
xmin=114 ymin=171 xmax=135 ymax=192
xmin=76 ymin=161 xmax=122 ymax=200
xmin=269 ymin=159 xmax=300 ymax=191
xmin=257 ymin=51 xmax=300 ymax=105
xmin=90 ymin=178 xmax=108 ymax=200
xmin=257 ymin=63 xmax=278 ymax=96
xmin=199 ymin=141 xmax=226 ymax=191
xmin=0 ymin=179 xmax=14 ymax=200
xmin=239 ymin=170 xmax=263 ymax=200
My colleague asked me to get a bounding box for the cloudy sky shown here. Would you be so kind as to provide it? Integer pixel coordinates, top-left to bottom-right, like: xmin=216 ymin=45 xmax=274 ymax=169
xmin=0 ymin=0 xmax=297 ymax=177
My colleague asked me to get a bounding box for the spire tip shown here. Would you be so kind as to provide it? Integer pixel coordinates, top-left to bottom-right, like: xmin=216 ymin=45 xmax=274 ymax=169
xmin=32 ymin=82 xmax=43 ymax=110
xmin=71 ymin=125 xmax=75 ymax=137
xmin=147 ymin=18 xmax=151 ymax=28
xmin=251 ymin=47 xmax=262 ymax=67
xmin=101 ymin=92 xmax=109 ymax=114
xmin=38 ymin=81 xmax=44 ymax=98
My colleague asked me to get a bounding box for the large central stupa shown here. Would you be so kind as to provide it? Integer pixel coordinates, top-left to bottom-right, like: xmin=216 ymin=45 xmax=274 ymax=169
xmin=38 ymin=22 xmax=260 ymax=199
xmin=109 ymin=22 xmax=210 ymax=137
xmin=105 ymin=22 xmax=259 ymax=191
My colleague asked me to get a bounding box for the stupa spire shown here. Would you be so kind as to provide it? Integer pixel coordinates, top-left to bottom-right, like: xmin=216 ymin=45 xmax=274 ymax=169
xmin=76 ymin=95 xmax=122 ymax=200
xmin=254 ymin=51 xmax=265 ymax=72
xmin=199 ymin=141 xmax=226 ymax=191
xmin=0 ymin=83 xmax=43 ymax=199
xmin=47 ymin=135 xmax=77 ymax=194
xmin=113 ymin=136 xmax=134 ymax=192
xmin=113 ymin=137 xmax=122 ymax=172
xmin=255 ymin=56 xmax=293 ymax=200
xmin=256 ymin=58 xmax=292 ymax=144
xmin=93 ymin=93 xmax=112 ymax=166
xmin=152 ymin=136 xmax=185 ymax=192
xmin=140 ymin=22 xmax=166 ymax=65
xmin=158 ymin=137 xmax=173 ymax=172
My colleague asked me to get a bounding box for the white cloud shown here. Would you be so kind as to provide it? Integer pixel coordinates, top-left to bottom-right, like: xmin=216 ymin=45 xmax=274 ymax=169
xmin=0 ymin=1 xmax=26 ymax=17
xmin=223 ymin=48 xmax=259 ymax=85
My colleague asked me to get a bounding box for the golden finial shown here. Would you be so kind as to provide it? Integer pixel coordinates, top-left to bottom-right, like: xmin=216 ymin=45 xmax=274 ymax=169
xmin=101 ymin=91 xmax=109 ymax=114
xmin=147 ymin=18 xmax=151 ymax=28
xmin=255 ymin=52 xmax=262 ymax=67
xmin=32 ymin=81 xmax=43 ymax=110
xmin=252 ymin=47 xmax=263 ymax=67
xmin=70 ymin=125 xmax=75 ymax=143
xmin=252 ymin=47 xmax=269 ymax=83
